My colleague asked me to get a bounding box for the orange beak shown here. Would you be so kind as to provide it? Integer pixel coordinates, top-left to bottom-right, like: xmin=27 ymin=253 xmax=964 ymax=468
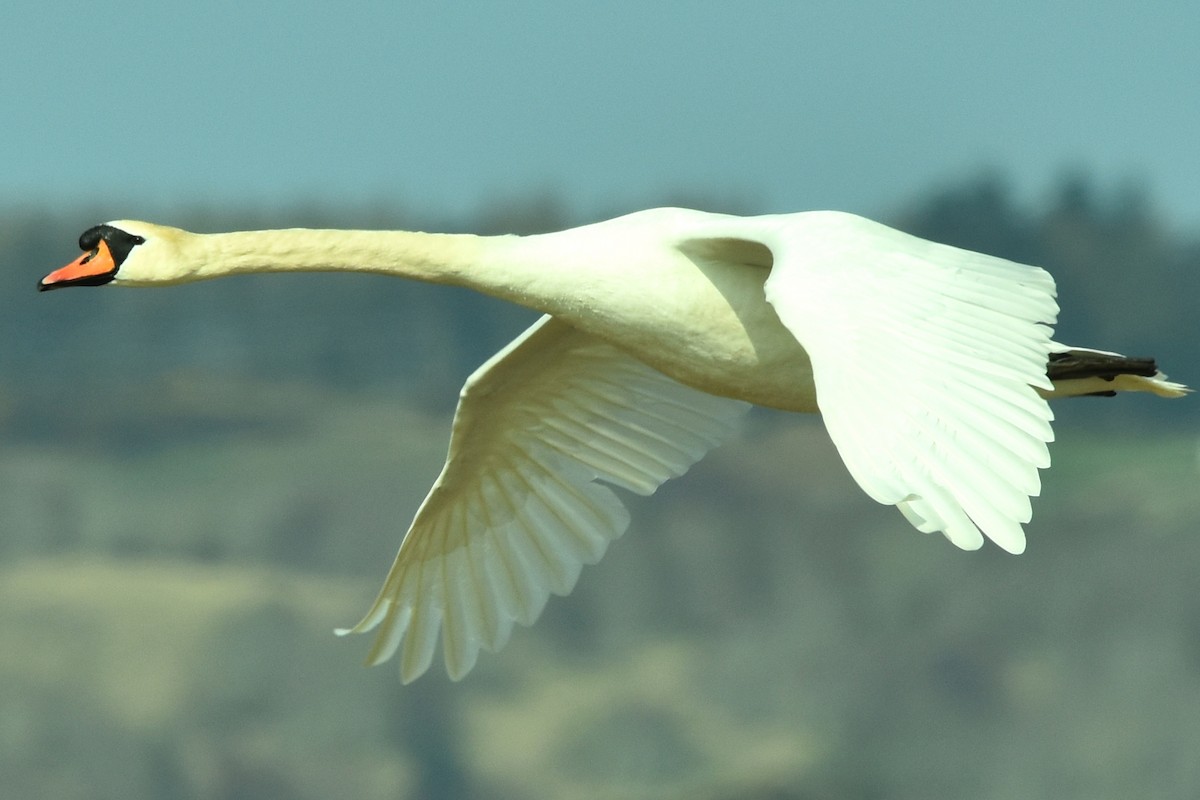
xmin=38 ymin=239 xmax=118 ymax=291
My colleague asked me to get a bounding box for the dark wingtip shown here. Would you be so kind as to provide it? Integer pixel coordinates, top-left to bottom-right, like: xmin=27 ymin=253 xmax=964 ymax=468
xmin=1047 ymin=350 xmax=1159 ymax=382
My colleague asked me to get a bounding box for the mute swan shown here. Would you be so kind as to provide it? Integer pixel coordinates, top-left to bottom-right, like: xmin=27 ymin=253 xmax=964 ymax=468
xmin=39 ymin=208 xmax=1186 ymax=682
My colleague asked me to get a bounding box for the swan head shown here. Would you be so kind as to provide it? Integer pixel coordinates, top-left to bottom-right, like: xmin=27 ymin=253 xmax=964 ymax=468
xmin=38 ymin=220 xmax=186 ymax=291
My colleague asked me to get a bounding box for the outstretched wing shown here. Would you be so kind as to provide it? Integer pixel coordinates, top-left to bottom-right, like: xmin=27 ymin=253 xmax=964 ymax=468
xmin=751 ymin=212 xmax=1058 ymax=553
xmin=338 ymin=315 xmax=749 ymax=682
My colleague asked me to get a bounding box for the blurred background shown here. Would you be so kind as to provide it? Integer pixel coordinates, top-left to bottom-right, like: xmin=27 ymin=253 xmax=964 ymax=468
xmin=3 ymin=2 xmax=1199 ymax=798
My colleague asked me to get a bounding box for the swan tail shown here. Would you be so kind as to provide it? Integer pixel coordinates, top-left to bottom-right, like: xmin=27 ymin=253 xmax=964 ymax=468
xmin=1041 ymin=347 xmax=1190 ymax=399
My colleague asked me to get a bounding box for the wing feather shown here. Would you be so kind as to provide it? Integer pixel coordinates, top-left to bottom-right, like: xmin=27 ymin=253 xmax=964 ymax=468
xmin=337 ymin=315 xmax=748 ymax=681
xmin=749 ymin=211 xmax=1058 ymax=554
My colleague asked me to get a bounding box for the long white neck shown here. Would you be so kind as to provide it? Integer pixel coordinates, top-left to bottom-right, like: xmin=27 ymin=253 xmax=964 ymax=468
xmin=188 ymin=228 xmax=500 ymax=286
xmin=154 ymin=226 xmax=586 ymax=317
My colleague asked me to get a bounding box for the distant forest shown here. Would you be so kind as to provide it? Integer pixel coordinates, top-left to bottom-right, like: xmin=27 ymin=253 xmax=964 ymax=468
xmin=1 ymin=174 xmax=1196 ymax=800
xmin=2 ymin=172 xmax=1194 ymax=423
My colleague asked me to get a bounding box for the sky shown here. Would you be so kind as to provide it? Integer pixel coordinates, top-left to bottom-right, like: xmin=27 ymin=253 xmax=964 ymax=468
xmin=5 ymin=0 xmax=1199 ymax=232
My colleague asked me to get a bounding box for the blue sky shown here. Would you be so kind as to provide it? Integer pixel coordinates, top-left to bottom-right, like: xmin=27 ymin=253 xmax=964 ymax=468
xmin=5 ymin=1 xmax=1199 ymax=230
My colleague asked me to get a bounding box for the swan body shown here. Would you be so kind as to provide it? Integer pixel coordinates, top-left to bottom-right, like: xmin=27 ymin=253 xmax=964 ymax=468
xmin=40 ymin=207 xmax=1186 ymax=682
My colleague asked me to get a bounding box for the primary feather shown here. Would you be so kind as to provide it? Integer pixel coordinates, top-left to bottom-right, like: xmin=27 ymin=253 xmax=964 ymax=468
xmin=336 ymin=316 xmax=748 ymax=681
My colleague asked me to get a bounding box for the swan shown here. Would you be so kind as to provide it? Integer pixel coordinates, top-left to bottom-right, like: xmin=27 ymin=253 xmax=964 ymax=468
xmin=39 ymin=208 xmax=1186 ymax=682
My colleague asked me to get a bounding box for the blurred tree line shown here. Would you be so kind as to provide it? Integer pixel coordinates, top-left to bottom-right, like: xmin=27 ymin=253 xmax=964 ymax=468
xmin=0 ymin=171 xmax=1193 ymax=423
xmin=0 ymin=173 xmax=1196 ymax=800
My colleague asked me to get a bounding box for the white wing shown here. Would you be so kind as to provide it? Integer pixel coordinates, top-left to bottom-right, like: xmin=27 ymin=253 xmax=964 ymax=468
xmin=753 ymin=212 xmax=1058 ymax=553
xmin=338 ymin=315 xmax=748 ymax=682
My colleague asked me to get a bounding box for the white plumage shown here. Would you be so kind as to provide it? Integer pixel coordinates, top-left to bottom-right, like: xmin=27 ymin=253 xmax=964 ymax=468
xmin=39 ymin=208 xmax=1186 ymax=681
xmin=339 ymin=316 xmax=748 ymax=681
